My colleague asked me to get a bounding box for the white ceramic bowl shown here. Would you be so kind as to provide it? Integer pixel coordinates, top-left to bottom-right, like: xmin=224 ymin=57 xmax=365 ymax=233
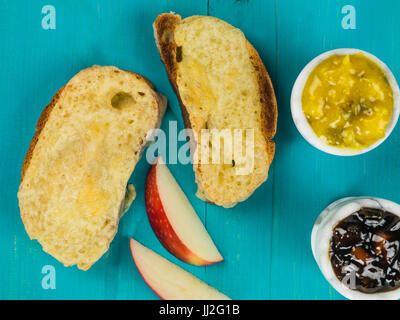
xmin=291 ymin=48 xmax=400 ymax=156
xmin=311 ymin=196 xmax=400 ymax=300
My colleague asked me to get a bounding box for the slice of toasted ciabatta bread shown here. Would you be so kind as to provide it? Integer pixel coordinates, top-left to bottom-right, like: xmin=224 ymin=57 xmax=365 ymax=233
xmin=18 ymin=66 xmax=166 ymax=270
xmin=154 ymin=13 xmax=277 ymax=207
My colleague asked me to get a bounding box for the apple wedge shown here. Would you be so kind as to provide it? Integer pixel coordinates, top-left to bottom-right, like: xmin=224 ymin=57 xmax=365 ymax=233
xmin=130 ymin=238 xmax=230 ymax=300
xmin=145 ymin=157 xmax=223 ymax=265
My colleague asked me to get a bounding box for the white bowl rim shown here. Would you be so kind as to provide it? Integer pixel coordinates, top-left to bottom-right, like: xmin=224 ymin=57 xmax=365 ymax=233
xmin=291 ymin=48 xmax=400 ymax=156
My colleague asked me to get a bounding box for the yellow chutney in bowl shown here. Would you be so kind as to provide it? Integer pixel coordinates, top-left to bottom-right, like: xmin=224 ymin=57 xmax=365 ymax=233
xmin=291 ymin=49 xmax=400 ymax=156
xmin=302 ymin=53 xmax=393 ymax=149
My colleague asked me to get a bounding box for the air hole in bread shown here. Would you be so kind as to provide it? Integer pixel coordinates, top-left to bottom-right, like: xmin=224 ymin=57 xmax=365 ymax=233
xmin=111 ymin=92 xmax=135 ymax=110
xmin=138 ymin=92 xmax=145 ymax=96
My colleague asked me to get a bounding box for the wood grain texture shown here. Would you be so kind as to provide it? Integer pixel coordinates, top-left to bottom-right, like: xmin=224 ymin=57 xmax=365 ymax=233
xmin=1 ymin=0 xmax=400 ymax=299
xmin=205 ymin=0 xmax=277 ymax=299
xmin=272 ymin=0 xmax=400 ymax=300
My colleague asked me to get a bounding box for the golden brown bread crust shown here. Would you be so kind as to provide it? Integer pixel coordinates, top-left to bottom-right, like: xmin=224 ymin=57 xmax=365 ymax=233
xmin=153 ymin=13 xmax=180 ymax=86
xmin=245 ymin=42 xmax=277 ymax=165
xmin=21 ymin=86 xmax=65 ymax=183
xmin=20 ymin=69 xmax=164 ymax=184
xmin=154 ymin=13 xmax=277 ymax=177
xmin=153 ymin=14 xmax=192 ymax=128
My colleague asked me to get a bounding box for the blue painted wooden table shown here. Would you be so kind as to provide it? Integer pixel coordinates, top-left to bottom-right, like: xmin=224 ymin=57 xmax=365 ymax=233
xmin=1 ymin=0 xmax=400 ymax=300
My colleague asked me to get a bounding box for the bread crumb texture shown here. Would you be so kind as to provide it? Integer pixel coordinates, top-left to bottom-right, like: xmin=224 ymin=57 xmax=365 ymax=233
xmin=18 ymin=66 xmax=164 ymax=270
xmin=174 ymin=16 xmax=275 ymax=207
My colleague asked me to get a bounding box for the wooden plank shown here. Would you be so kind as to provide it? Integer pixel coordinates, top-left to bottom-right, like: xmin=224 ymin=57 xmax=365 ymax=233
xmin=2 ymin=0 xmax=400 ymax=300
xmin=272 ymin=0 xmax=400 ymax=299
xmin=0 ymin=0 xmax=208 ymax=299
xmin=206 ymin=0 xmax=277 ymax=299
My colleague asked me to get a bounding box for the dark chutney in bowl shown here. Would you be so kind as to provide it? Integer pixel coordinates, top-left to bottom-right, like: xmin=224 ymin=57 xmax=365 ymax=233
xmin=330 ymin=207 xmax=400 ymax=293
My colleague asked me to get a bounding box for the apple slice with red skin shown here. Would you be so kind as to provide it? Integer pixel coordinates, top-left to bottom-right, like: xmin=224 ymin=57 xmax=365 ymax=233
xmin=145 ymin=157 xmax=223 ymax=265
xmin=130 ymin=238 xmax=230 ymax=300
